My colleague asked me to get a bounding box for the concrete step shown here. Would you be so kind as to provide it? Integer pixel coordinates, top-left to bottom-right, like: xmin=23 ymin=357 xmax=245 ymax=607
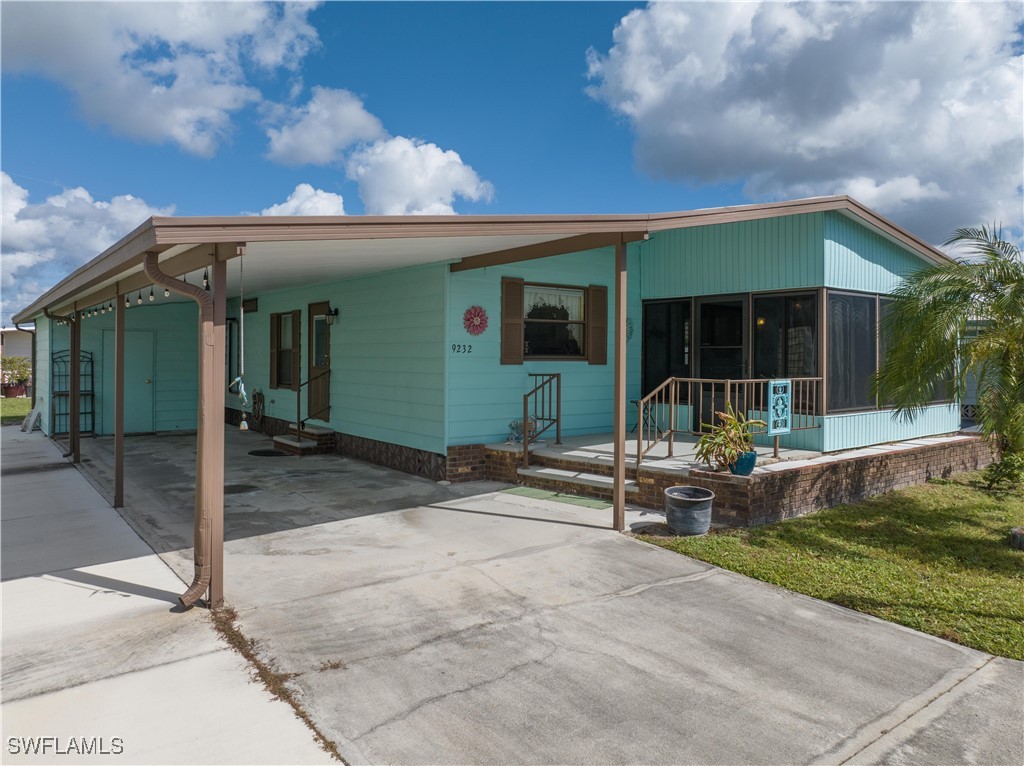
xmin=272 ymin=435 xmax=326 ymax=455
xmin=287 ymin=423 xmax=334 ymax=438
xmin=517 ymin=466 xmax=640 ymax=495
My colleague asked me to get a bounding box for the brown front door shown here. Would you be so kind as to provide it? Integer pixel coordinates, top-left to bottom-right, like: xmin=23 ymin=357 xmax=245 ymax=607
xmin=307 ymin=301 xmax=331 ymax=421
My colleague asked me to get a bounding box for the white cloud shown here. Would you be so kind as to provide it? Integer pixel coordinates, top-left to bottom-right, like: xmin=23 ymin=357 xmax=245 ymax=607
xmin=258 ymin=183 xmax=345 ymax=216
xmin=346 ymin=136 xmax=495 ymax=215
xmin=1 ymin=173 xmax=173 ymax=324
xmin=266 ymin=87 xmax=385 ymax=165
xmin=1 ymin=2 xmax=321 ymax=156
xmin=587 ymin=1 xmax=1024 ymax=241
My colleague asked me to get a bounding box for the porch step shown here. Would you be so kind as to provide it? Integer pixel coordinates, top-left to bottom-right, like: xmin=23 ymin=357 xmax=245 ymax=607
xmin=273 ymin=434 xmax=332 ymax=456
xmin=517 ymin=466 xmax=640 ymax=499
xmin=284 ymin=423 xmax=336 ymax=452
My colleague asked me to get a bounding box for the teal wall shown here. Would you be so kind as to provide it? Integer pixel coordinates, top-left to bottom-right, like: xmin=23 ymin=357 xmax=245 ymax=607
xmin=446 ymin=247 xmax=639 ymax=445
xmin=823 ymin=405 xmax=961 ymax=452
xmin=824 ymin=211 xmax=925 ymax=293
xmin=34 ymin=317 xmax=52 ymax=435
xmin=50 ymin=303 xmax=200 ymax=434
xmin=638 ymin=213 xmax=825 ymax=299
xmin=230 ymin=263 xmax=447 ymax=455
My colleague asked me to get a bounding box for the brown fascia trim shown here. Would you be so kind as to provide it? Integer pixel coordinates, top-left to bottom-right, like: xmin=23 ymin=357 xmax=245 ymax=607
xmin=13 ymin=196 xmax=950 ymax=323
xmin=449 ymin=231 xmax=648 ymax=272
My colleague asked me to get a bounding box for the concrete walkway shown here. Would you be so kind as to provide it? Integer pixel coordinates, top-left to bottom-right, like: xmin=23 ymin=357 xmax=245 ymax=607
xmin=0 ymin=427 xmax=332 ymax=765
xmin=71 ymin=428 xmax=1023 ymax=766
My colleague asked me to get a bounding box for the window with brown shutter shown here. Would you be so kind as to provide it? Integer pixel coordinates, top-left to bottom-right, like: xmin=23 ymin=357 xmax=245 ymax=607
xmin=270 ymin=309 xmax=301 ymax=389
xmin=501 ymin=279 xmax=608 ymax=364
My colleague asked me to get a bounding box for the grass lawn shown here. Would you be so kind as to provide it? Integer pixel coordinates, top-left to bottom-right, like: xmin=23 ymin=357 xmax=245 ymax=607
xmin=0 ymin=397 xmax=32 ymax=425
xmin=637 ymin=473 xmax=1024 ymax=661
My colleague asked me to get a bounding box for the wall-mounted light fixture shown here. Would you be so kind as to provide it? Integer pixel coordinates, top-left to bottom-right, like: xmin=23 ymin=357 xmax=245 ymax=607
xmin=326 ymin=307 xmax=339 ymax=326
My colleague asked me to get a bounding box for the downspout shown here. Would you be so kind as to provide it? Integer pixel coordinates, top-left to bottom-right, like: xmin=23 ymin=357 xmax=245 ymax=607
xmin=144 ymin=252 xmax=215 ymax=608
xmin=13 ymin=321 xmax=35 ymax=415
xmin=42 ymin=308 xmax=75 ymax=458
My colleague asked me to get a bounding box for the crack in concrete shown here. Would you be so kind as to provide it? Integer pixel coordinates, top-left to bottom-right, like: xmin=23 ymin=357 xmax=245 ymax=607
xmin=353 ymin=624 xmax=558 ymax=743
xmin=811 ymin=655 xmax=996 ymax=766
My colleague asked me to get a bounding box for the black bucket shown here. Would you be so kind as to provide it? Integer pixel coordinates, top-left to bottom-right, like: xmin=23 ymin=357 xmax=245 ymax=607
xmin=664 ymin=486 xmax=715 ymax=536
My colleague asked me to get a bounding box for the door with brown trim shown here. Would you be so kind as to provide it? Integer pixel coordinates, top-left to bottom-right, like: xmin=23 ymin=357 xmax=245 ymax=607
xmin=308 ymin=301 xmax=331 ymax=421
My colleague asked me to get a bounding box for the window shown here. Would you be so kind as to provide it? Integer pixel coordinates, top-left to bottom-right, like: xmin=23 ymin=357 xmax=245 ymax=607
xmin=501 ymin=278 xmax=607 ymax=365
xmin=270 ymin=310 xmax=300 ymax=389
xmin=752 ymin=293 xmax=817 ymax=379
xmin=642 ymin=299 xmax=690 ymax=396
xmin=827 ymin=293 xmax=877 ymax=412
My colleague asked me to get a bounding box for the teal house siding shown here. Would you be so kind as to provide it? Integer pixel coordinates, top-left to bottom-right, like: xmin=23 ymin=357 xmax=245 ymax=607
xmin=639 ymin=213 xmax=824 ymax=299
xmin=824 ymin=211 xmax=925 ymax=293
xmin=447 ymin=248 xmax=620 ymax=445
xmin=49 ymin=303 xmax=200 ymax=434
xmin=823 ymin=405 xmax=961 ymax=452
xmin=34 ymin=318 xmax=51 ymax=435
xmin=231 ymin=263 xmax=447 ymax=455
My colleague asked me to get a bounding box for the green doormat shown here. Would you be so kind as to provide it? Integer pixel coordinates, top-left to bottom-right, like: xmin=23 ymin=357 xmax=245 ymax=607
xmin=501 ymin=486 xmax=611 ymax=510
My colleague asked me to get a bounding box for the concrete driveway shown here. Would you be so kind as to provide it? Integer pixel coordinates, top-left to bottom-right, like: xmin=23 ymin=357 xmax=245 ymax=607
xmin=72 ymin=430 xmax=1024 ymax=764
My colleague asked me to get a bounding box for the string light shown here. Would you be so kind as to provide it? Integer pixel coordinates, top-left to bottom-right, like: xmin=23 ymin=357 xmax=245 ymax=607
xmin=202 ymin=268 xmax=209 ymax=288
xmin=125 ymin=296 xmax=131 ymax=308
xmin=107 ymin=302 xmax=112 ymax=313
xmin=136 ymin=291 xmax=143 ymax=305
xmin=149 ymin=287 xmax=155 ymax=302
xmin=164 ymin=287 xmax=170 ymax=298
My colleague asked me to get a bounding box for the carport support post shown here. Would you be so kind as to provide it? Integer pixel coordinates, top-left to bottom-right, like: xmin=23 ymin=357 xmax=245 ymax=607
xmin=613 ymin=240 xmax=627 ymax=532
xmin=208 ymin=253 xmax=228 ymax=609
xmin=114 ymin=287 xmax=125 ymax=507
xmin=70 ymin=302 xmax=81 ymax=464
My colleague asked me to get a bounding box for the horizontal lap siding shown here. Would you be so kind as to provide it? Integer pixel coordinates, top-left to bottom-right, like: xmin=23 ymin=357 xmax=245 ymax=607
xmin=639 ymin=213 xmax=824 ymax=299
xmin=232 ymin=263 xmax=446 ymax=455
xmin=50 ymin=303 xmax=200 ymax=433
xmin=824 ymin=211 xmax=924 ymax=292
xmin=447 ymin=248 xmax=626 ymax=445
xmin=35 ymin=318 xmax=51 ymax=434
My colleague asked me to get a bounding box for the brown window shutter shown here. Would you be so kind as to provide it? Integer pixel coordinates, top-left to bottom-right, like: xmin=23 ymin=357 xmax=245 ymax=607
xmin=269 ymin=313 xmax=280 ymax=388
xmin=587 ymin=285 xmax=608 ymax=365
xmin=501 ymin=277 xmax=524 ymax=365
xmin=290 ymin=309 xmax=301 ymax=390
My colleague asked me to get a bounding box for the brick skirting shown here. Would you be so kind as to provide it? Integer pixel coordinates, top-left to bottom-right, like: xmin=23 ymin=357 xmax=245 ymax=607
xmin=485 ymin=435 xmax=995 ymax=527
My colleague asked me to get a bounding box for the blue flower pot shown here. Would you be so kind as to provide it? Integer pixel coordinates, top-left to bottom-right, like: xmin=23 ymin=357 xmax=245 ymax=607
xmin=729 ymin=450 xmax=757 ymax=476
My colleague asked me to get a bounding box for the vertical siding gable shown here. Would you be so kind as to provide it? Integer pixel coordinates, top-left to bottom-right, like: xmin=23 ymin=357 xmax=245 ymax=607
xmin=640 ymin=213 xmax=825 ymax=299
xmin=824 ymin=211 xmax=929 ymax=293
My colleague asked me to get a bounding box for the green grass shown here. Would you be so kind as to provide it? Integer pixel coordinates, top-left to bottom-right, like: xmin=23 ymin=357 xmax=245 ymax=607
xmin=638 ymin=473 xmax=1024 ymax=660
xmin=0 ymin=397 xmax=32 ymax=425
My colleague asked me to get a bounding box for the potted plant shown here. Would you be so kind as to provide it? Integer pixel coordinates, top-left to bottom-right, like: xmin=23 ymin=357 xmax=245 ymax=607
xmin=694 ymin=402 xmax=766 ymax=476
xmin=1 ymin=356 xmax=31 ymax=398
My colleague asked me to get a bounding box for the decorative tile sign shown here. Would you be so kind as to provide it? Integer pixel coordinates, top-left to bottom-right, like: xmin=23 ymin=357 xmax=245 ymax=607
xmin=768 ymin=379 xmax=791 ymax=435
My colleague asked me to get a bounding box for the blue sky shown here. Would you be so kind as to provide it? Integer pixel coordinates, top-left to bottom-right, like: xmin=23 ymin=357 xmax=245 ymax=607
xmin=2 ymin=1 xmax=1022 ymax=324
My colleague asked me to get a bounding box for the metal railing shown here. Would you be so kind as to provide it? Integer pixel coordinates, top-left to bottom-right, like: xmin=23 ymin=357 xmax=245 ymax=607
xmin=636 ymin=376 xmax=823 ymax=468
xmin=294 ymin=369 xmax=331 ymax=452
xmin=522 ymin=373 xmax=561 ymax=468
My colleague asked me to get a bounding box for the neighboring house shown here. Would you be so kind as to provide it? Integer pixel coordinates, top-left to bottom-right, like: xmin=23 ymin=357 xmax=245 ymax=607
xmin=1 ymin=326 xmax=32 ymax=358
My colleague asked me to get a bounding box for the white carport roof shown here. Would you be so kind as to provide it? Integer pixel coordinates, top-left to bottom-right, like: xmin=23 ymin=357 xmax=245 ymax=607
xmin=13 ymin=195 xmax=951 ymax=323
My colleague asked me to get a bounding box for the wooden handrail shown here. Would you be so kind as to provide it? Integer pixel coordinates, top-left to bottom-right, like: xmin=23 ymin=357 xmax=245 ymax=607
xmin=522 ymin=373 xmax=561 ymax=468
xmin=636 ymin=376 xmax=824 ymax=468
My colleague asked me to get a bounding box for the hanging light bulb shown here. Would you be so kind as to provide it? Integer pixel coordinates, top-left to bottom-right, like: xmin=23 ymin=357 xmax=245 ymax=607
xmin=149 ymin=287 xmax=155 ymax=302
xmin=164 ymin=287 xmax=170 ymax=298
xmin=136 ymin=291 xmax=143 ymax=305
xmin=202 ymin=268 xmax=209 ymax=288
xmin=107 ymin=302 xmax=113 ymax=313
xmin=125 ymin=296 xmax=131 ymax=309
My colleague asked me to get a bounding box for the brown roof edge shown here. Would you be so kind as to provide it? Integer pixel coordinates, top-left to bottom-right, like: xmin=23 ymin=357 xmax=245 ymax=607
xmin=12 ymin=196 xmax=951 ymax=323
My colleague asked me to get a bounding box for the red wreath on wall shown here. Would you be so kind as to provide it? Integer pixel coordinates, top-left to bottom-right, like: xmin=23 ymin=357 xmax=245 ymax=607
xmin=463 ymin=305 xmax=488 ymax=335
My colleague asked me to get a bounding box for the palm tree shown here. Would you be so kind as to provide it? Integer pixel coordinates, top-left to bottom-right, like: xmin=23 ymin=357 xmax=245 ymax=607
xmin=873 ymin=225 xmax=1024 ymax=487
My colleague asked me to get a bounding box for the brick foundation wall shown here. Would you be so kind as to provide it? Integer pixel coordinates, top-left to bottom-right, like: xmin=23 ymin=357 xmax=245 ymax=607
xmin=485 ymin=435 xmax=995 ymax=528
xmin=446 ymin=444 xmax=486 ymax=483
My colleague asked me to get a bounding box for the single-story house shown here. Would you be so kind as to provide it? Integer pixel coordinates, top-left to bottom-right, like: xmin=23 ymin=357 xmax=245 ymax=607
xmin=13 ymin=195 xmax=971 ymax=607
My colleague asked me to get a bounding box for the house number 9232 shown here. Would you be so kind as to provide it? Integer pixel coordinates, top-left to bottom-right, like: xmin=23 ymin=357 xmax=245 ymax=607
xmin=451 ymin=344 xmax=472 ymax=354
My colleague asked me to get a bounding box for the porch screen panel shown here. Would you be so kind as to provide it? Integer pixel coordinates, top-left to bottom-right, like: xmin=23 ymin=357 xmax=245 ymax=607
xmin=642 ymin=299 xmax=690 ymax=396
xmin=827 ymin=293 xmax=876 ymax=412
xmin=753 ymin=294 xmax=817 ymax=379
